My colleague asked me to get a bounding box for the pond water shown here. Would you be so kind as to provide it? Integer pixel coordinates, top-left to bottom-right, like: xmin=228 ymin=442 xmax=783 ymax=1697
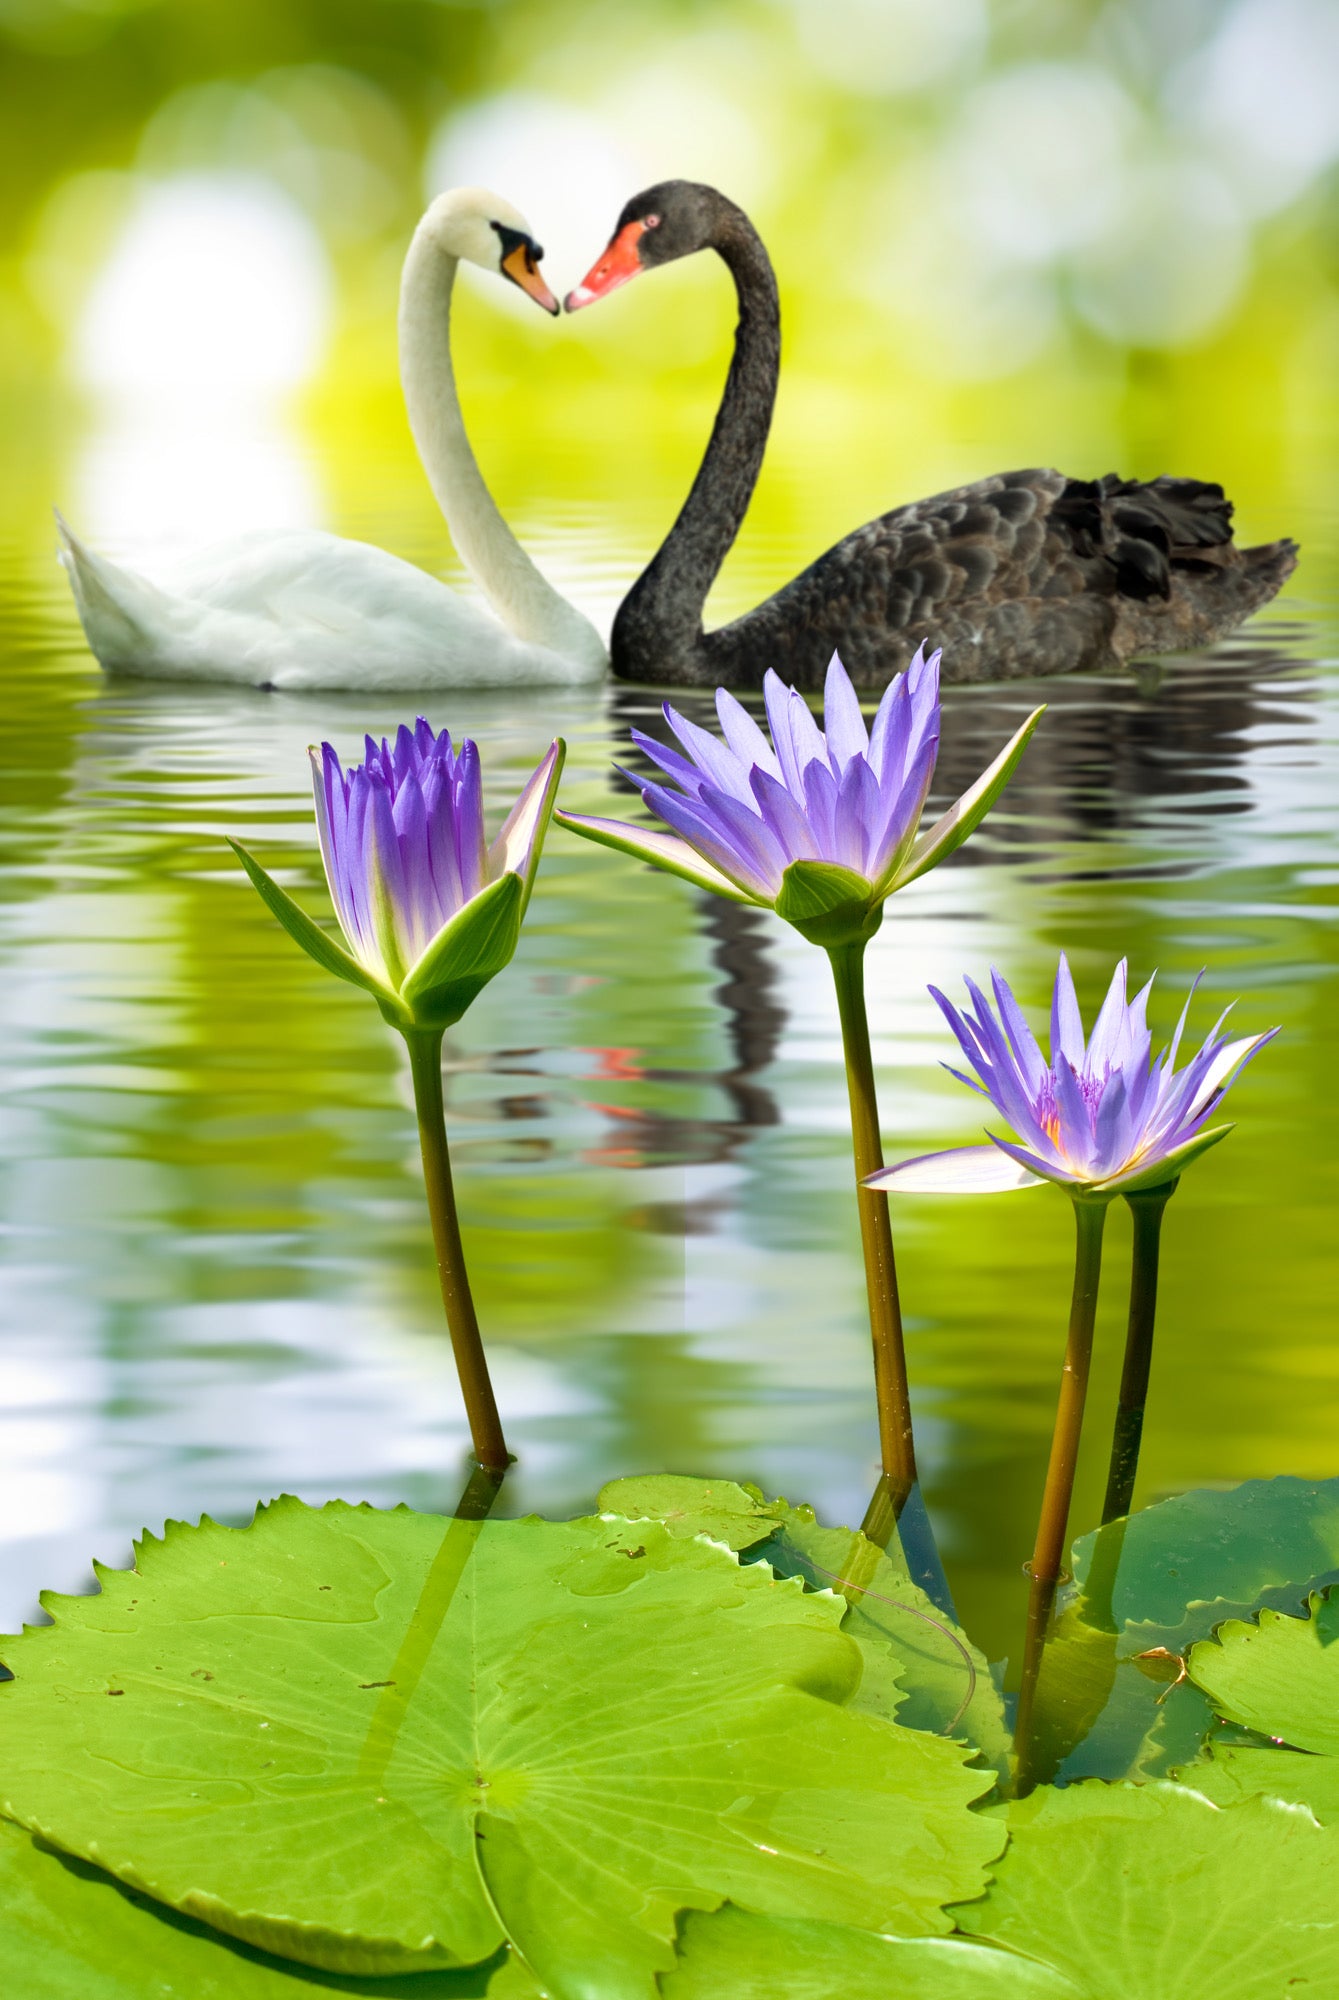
xmin=1 ymin=412 xmax=1335 ymax=1671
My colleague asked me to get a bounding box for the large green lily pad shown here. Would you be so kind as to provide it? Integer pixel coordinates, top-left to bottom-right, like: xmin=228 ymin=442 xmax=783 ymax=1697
xmin=0 ymin=1499 xmax=1001 ymax=1998
xmin=0 ymin=1817 xmax=538 ymax=1999
xmin=661 ymin=1904 xmax=1078 ymax=1998
xmin=1188 ymin=1588 xmax=1339 ymax=1753
xmin=755 ymin=1503 xmax=1010 ymax=1770
xmin=954 ymin=1780 xmax=1339 ymax=1997
xmin=1174 ymin=1743 xmax=1339 ymax=1824
xmin=600 ymin=1476 xmax=1008 ymax=1771
xmin=597 ymin=1474 xmax=782 ymax=1551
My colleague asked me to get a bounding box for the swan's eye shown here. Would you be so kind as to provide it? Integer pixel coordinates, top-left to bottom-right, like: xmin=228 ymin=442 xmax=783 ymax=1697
xmin=644 ymin=214 xmax=661 ymax=229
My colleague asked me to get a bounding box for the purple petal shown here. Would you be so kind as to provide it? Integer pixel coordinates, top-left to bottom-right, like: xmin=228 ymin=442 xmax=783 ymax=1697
xmin=989 ymin=968 xmax=1049 ymax=1091
xmin=629 ymin=727 xmax=711 ymax=800
xmin=1051 ymin=956 xmax=1086 ymax=1067
xmin=987 ymin=1132 xmax=1080 ymax=1186
xmin=867 ymin=732 xmax=938 ymax=884
xmin=420 ymin=754 xmax=464 ymax=916
xmin=832 ymin=754 xmax=881 ymax=876
xmin=662 ymin=702 xmax=755 ymax=805
xmin=766 ymin=677 xmax=827 ymax=801
xmin=749 ymin=766 xmax=821 ymax=864
xmin=454 ymin=740 xmax=486 ymax=903
xmin=366 ymin=770 xmax=412 ymax=982
xmin=823 ymin=652 xmax=869 ymax=773
xmin=715 ymin=688 xmax=782 ymax=780
xmin=640 ymin=780 xmax=780 ymax=901
xmin=1086 ymin=960 xmax=1130 ymax=1073
xmin=696 ymin=781 xmax=790 ymax=895
xmin=1053 ymin=1057 xmax=1097 ymax=1169
xmin=1092 ymin=1072 xmax=1132 ymax=1177
xmin=868 ymin=668 xmax=911 ymax=788
xmin=390 ymin=769 xmax=441 ymax=959
xmin=801 ymin=756 xmax=839 ymax=856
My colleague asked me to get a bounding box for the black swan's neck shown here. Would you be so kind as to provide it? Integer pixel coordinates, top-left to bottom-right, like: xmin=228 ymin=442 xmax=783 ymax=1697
xmin=612 ymin=208 xmax=780 ymax=683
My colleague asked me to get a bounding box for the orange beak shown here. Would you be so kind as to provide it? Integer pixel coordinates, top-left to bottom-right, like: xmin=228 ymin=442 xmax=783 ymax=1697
xmin=501 ymin=241 xmax=560 ymax=317
xmin=564 ymin=221 xmax=647 ymax=313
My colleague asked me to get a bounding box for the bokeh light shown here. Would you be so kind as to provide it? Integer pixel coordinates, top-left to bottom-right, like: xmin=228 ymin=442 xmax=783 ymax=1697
xmin=71 ymin=173 xmax=331 ymax=403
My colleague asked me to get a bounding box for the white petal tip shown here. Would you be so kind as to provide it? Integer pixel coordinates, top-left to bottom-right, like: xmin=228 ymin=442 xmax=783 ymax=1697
xmin=866 ymin=1147 xmax=1044 ymax=1195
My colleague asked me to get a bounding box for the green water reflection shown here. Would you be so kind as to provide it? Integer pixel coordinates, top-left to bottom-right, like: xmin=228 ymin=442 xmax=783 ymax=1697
xmin=0 ymin=410 xmax=1335 ymax=1672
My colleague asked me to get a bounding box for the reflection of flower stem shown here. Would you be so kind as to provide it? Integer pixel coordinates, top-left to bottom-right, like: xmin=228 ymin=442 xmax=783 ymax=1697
xmin=827 ymin=941 xmax=916 ymax=1500
xmin=1102 ymin=1181 xmax=1177 ymax=1525
xmin=1014 ymin=1196 xmax=1110 ymax=1791
xmin=405 ymin=1029 xmax=509 ymax=1472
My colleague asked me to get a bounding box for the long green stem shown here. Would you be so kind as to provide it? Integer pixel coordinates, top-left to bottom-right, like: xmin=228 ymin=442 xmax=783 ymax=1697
xmin=405 ymin=1029 xmax=509 ymax=1472
xmin=1013 ymin=1195 xmax=1109 ymax=1790
xmin=827 ymin=941 xmax=916 ymax=1501
xmin=1101 ymin=1181 xmax=1176 ymax=1525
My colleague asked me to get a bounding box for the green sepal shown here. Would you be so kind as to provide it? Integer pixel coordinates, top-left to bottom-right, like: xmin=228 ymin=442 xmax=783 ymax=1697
xmin=228 ymin=840 xmax=403 ymax=1014
xmin=1095 ymin=1125 xmax=1232 ymax=1195
xmin=553 ymin=810 xmax=760 ymax=904
xmin=398 ymin=873 xmax=524 ymax=1030
xmin=774 ymin=860 xmax=882 ymax=947
xmin=891 ymin=705 xmax=1045 ymax=890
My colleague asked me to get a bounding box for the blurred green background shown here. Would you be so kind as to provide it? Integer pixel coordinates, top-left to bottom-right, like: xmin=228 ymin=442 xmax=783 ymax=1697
xmin=3 ymin=0 xmax=1336 ymax=565
xmin=0 ymin=0 xmax=1336 ymax=1668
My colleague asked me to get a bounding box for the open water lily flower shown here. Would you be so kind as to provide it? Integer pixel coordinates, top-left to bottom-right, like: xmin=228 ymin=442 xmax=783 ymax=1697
xmin=231 ymin=720 xmax=564 ymax=1033
xmin=870 ymin=956 xmax=1278 ymax=1199
xmin=556 ymin=648 xmax=1043 ymax=948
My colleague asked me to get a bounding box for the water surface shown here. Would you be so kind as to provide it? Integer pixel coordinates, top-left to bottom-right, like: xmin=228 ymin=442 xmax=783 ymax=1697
xmin=1 ymin=429 xmax=1335 ymax=1667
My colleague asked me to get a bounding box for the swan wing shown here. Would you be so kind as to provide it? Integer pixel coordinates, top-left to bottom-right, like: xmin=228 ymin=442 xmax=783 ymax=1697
xmin=56 ymin=518 xmax=598 ymax=690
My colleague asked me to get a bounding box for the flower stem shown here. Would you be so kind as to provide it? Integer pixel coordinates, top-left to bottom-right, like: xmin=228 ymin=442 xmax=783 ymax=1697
xmin=1013 ymin=1195 xmax=1110 ymax=1789
xmin=404 ymin=1029 xmax=509 ymax=1472
xmin=1101 ymin=1179 xmax=1177 ymax=1525
xmin=827 ymin=941 xmax=917 ymax=1501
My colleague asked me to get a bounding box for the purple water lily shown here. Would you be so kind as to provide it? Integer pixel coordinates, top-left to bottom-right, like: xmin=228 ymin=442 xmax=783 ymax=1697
xmin=870 ymin=956 xmax=1278 ymax=1198
xmin=232 ymin=717 xmax=565 ymax=1471
xmin=312 ymin=720 xmax=557 ymax=989
xmin=557 ymin=645 xmax=1042 ymax=1578
xmin=232 ymin=719 xmax=563 ymax=1031
xmin=556 ymin=649 xmax=1044 ymax=943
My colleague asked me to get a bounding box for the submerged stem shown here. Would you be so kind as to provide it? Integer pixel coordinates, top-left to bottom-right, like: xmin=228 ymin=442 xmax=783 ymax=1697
xmin=827 ymin=941 xmax=917 ymax=1499
xmin=1101 ymin=1180 xmax=1177 ymax=1525
xmin=405 ymin=1029 xmax=509 ymax=1472
xmin=1014 ymin=1195 xmax=1110 ymax=1790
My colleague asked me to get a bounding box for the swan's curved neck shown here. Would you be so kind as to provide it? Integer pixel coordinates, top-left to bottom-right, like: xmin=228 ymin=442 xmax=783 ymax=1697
xmin=612 ymin=209 xmax=780 ymax=673
xmin=398 ymin=224 xmax=602 ymax=666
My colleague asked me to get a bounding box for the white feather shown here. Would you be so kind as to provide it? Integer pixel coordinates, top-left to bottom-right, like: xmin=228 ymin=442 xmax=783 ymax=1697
xmin=57 ymin=189 xmax=606 ymax=693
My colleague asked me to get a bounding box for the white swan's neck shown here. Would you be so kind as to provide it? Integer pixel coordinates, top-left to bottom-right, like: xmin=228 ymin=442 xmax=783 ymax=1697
xmin=398 ymin=224 xmax=602 ymax=667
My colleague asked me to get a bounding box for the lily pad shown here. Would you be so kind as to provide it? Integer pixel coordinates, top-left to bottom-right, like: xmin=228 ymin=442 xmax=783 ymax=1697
xmin=1173 ymin=1743 xmax=1339 ymax=1824
xmin=954 ymin=1780 xmax=1339 ymax=1998
xmin=1188 ymin=1588 xmax=1339 ymax=1753
xmin=597 ymin=1473 xmax=781 ymax=1551
xmin=597 ymin=1477 xmax=1009 ymax=1771
xmin=0 ymin=1499 xmax=1001 ymax=1997
xmin=1024 ymin=1478 xmax=1339 ymax=1785
xmin=1072 ymin=1476 xmax=1339 ymax=1655
xmin=0 ymin=1818 xmax=537 ymax=1999
xmin=756 ymin=1503 xmax=1010 ymax=1772
xmin=661 ymin=1905 xmax=1078 ymax=1998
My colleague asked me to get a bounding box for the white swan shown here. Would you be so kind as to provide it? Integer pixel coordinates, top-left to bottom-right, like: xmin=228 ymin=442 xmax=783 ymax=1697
xmin=57 ymin=189 xmax=607 ymax=691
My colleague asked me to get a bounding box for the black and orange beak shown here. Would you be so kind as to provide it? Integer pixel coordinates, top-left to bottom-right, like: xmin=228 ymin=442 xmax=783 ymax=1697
xmin=501 ymin=239 xmax=560 ymax=317
xmin=564 ymin=221 xmax=647 ymax=313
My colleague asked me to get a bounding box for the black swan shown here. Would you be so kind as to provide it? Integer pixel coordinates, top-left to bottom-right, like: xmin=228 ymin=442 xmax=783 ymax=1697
xmin=565 ymin=181 xmax=1297 ymax=690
